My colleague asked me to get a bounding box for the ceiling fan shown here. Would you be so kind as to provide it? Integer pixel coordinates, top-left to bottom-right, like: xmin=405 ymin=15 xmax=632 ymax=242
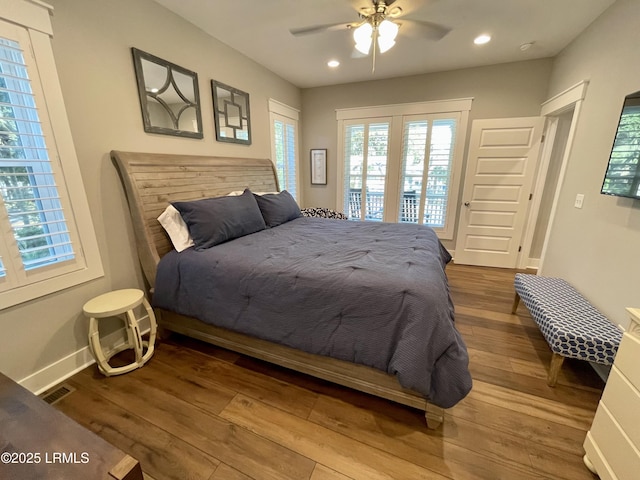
xmin=289 ymin=0 xmax=450 ymax=71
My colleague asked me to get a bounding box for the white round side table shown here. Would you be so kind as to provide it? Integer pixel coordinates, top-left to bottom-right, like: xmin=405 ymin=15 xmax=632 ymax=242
xmin=83 ymin=289 xmax=157 ymax=376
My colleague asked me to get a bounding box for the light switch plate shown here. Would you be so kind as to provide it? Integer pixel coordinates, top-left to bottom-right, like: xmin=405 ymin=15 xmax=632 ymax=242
xmin=574 ymin=194 xmax=584 ymax=208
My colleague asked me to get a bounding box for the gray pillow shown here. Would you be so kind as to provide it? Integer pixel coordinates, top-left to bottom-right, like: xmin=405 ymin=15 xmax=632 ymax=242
xmin=172 ymin=189 xmax=265 ymax=250
xmin=254 ymin=190 xmax=301 ymax=227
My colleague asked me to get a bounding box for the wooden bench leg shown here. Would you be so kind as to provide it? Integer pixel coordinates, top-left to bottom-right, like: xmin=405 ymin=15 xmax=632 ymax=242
xmin=511 ymin=292 xmax=521 ymax=314
xmin=547 ymin=353 xmax=564 ymax=387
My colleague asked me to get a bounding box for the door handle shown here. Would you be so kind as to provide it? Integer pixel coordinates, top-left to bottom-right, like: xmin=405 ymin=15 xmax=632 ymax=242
xmin=464 ymin=202 xmax=470 ymax=207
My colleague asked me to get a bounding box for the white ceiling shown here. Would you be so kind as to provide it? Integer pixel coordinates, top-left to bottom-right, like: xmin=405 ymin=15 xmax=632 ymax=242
xmin=153 ymin=0 xmax=616 ymax=89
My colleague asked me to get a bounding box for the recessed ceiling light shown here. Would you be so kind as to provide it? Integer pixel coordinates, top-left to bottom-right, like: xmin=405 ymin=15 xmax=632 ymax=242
xmin=327 ymin=60 xmax=340 ymax=68
xmin=474 ymin=34 xmax=491 ymax=45
xmin=520 ymin=42 xmax=534 ymax=51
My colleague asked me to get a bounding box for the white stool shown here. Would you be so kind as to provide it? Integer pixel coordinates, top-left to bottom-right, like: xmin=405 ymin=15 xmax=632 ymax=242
xmin=83 ymin=289 xmax=157 ymax=376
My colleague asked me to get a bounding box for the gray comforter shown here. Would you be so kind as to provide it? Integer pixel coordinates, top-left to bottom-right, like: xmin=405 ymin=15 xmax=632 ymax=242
xmin=153 ymin=217 xmax=472 ymax=408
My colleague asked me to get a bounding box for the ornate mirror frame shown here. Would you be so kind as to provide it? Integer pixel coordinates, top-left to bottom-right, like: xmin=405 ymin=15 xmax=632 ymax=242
xmin=211 ymin=80 xmax=251 ymax=145
xmin=131 ymin=48 xmax=203 ymax=139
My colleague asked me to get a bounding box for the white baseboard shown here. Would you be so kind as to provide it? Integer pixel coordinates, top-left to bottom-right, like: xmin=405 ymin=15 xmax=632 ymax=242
xmin=18 ymin=317 xmax=151 ymax=395
xmin=527 ymin=258 xmax=540 ymax=270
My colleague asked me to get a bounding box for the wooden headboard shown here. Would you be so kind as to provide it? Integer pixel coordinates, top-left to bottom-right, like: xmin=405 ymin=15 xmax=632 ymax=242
xmin=111 ymin=151 xmax=279 ymax=288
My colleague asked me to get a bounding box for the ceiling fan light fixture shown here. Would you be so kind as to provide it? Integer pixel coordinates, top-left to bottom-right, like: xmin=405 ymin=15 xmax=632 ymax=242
xmin=354 ymin=22 xmax=373 ymax=43
xmin=377 ymin=19 xmax=399 ymax=53
xmin=378 ymin=36 xmax=396 ymax=53
xmin=378 ymin=19 xmax=399 ymax=40
xmin=354 ymin=22 xmax=373 ymax=54
xmin=355 ymin=39 xmax=372 ymax=55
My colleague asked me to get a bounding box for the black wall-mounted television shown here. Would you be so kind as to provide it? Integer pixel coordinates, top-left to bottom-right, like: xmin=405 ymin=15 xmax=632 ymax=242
xmin=601 ymin=89 xmax=640 ymax=200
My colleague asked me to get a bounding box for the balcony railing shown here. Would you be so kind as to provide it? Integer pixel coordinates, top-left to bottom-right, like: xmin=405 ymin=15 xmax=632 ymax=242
xmin=348 ymin=189 xmax=445 ymax=226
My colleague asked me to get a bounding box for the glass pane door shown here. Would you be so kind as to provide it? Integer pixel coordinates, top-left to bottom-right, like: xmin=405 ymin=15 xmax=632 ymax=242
xmin=343 ymin=121 xmax=390 ymax=221
xmin=399 ymin=116 xmax=456 ymax=228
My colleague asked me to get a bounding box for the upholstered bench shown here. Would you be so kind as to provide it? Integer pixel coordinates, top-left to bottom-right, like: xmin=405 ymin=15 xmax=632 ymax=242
xmin=512 ymin=274 xmax=622 ymax=386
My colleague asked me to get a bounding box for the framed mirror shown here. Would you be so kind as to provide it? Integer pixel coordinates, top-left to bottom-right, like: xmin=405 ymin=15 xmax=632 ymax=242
xmin=211 ymin=80 xmax=251 ymax=145
xmin=132 ymin=48 xmax=203 ymax=139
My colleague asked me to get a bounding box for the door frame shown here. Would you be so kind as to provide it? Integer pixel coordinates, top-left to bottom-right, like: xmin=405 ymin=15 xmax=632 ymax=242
xmin=516 ymin=117 xmax=557 ymax=269
xmin=518 ymin=80 xmax=589 ymax=270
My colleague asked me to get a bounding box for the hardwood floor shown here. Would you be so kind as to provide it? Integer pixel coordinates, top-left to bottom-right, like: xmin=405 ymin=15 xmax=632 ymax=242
xmin=54 ymin=263 xmax=602 ymax=480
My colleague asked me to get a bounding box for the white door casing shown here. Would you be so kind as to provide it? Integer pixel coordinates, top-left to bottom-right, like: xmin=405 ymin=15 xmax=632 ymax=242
xmin=454 ymin=117 xmax=544 ymax=268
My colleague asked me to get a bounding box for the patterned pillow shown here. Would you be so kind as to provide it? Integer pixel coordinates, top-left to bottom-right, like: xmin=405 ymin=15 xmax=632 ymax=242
xmin=300 ymin=207 xmax=348 ymax=220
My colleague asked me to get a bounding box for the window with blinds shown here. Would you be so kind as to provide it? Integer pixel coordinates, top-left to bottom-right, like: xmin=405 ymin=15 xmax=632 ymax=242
xmin=269 ymin=100 xmax=299 ymax=199
xmin=343 ymin=121 xmax=390 ymax=221
xmin=400 ymin=117 xmax=456 ymax=227
xmin=0 ymin=8 xmax=102 ymax=309
xmin=273 ymin=117 xmax=297 ymax=198
xmin=0 ymin=36 xmax=75 ymax=278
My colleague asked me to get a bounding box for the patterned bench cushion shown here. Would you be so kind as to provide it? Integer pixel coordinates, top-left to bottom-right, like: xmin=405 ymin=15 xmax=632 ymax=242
xmin=514 ymin=274 xmax=622 ymax=365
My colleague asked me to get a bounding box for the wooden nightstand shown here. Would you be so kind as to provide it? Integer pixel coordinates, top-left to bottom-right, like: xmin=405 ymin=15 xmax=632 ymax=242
xmin=0 ymin=372 xmax=142 ymax=479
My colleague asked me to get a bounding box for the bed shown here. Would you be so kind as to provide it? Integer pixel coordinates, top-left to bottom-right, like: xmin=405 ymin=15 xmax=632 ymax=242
xmin=111 ymin=150 xmax=471 ymax=428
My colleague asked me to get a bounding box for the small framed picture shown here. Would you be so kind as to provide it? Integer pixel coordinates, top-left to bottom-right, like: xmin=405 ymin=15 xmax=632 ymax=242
xmin=310 ymin=149 xmax=327 ymax=185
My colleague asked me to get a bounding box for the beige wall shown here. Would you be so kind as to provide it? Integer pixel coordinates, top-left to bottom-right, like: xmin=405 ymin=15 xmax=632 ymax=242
xmin=540 ymin=0 xmax=640 ymax=329
xmin=0 ymin=0 xmax=300 ymax=387
xmin=300 ymin=59 xmax=553 ymax=248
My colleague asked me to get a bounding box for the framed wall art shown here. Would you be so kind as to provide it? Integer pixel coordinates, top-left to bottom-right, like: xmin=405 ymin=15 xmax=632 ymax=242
xmin=131 ymin=48 xmax=203 ymax=138
xmin=211 ymin=80 xmax=251 ymax=145
xmin=310 ymin=149 xmax=327 ymax=185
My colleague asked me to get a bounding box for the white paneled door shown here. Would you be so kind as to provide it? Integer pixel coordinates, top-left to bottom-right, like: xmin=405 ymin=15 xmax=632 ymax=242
xmin=454 ymin=117 xmax=544 ymax=268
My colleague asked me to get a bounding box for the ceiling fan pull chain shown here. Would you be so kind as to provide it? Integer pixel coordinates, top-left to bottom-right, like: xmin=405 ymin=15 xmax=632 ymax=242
xmin=372 ymin=27 xmax=377 ymax=73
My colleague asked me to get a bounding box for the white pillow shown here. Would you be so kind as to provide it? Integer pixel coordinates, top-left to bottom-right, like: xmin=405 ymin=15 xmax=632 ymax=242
xmin=157 ymin=204 xmax=194 ymax=252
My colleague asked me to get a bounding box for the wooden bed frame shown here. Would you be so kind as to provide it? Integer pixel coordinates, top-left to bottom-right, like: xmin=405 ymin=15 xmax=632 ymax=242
xmin=111 ymin=150 xmax=444 ymax=428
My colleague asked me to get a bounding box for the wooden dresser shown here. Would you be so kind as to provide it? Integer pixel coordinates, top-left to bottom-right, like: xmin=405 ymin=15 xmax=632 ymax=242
xmin=583 ymin=307 xmax=640 ymax=480
xmin=0 ymin=372 xmax=142 ymax=480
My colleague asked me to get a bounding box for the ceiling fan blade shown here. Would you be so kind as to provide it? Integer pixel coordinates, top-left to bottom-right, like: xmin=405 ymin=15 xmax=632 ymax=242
xmin=289 ymin=22 xmax=352 ymax=36
xmin=400 ymin=19 xmax=451 ymax=41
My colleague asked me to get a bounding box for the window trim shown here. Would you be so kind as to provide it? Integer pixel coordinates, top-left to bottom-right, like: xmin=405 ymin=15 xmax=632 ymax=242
xmin=336 ymin=98 xmax=472 ymax=239
xmin=0 ymin=1 xmax=103 ymax=309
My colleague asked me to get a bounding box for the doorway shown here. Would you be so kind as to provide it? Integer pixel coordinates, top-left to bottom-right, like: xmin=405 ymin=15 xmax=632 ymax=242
xmin=453 ymin=81 xmax=588 ymax=270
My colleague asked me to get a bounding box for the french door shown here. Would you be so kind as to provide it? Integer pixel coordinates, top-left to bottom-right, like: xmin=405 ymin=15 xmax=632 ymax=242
xmin=338 ymin=100 xmax=469 ymax=240
xmin=342 ymin=120 xmax=391 ymax=222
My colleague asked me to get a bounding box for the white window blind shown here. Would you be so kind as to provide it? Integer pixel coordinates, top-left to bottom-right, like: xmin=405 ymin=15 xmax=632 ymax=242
xmin=400 ymin=117 xmax=457 ymax=227
xmin=273 ymin=116 xmax=297 ymax=198
xmin=343 ymin=121 xmax=390 ymax=221
xmin=0 ymin=12 xmax=103 ymax=308
xmin=269 ymin=100 xmax=299 ymax=199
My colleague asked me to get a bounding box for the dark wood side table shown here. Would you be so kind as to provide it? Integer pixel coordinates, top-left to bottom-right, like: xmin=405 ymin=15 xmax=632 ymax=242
xmin=0 ymin=372 xmax=142 ymax=480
